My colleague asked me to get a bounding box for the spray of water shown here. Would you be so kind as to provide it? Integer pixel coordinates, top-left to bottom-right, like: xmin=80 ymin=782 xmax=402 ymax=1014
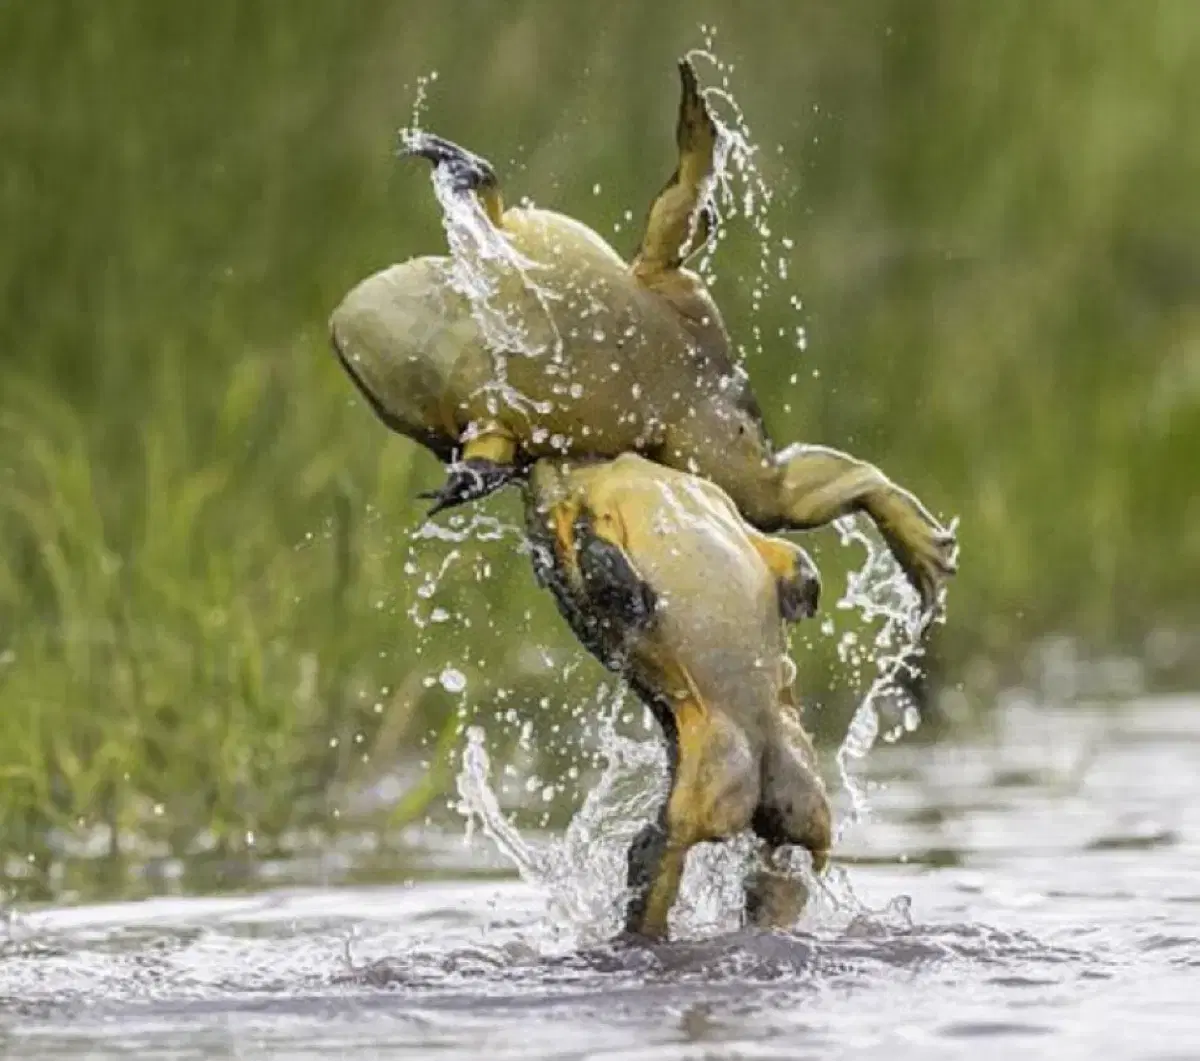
xmin=452 ymin=682 xmax=763 ymax=948
xmin=830 ymin=513 xmax=957 ymax=840
xmin=687 ymin=25 xmax=807 ymax=367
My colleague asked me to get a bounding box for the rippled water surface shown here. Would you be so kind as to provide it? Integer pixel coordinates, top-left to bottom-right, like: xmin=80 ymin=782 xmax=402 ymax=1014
xmin=3 ymin=695 xmax=1199 ymax=1060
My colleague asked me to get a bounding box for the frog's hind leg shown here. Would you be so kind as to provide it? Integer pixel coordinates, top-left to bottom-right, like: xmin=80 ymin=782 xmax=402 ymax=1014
xmin=744 ymin=726 xmax=832 ymax=931
xmin=772 ymin=443 xmax=958 ymax=619
xmin=624 ymin=693 xmax=760 ymax=941
xmin=632 ymin=57 xmax=718 ymax=281
xmin=546 ymin=505 xmax=703 ymax=942
xmin=400 ymin=130 xmax=505 ymax=226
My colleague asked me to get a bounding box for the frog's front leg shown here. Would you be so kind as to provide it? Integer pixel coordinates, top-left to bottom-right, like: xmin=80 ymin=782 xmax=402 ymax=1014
xmin=773 ymin=442 xmax=958 ymax=621
xmin=418 ymin=428 xmax=523 ymax=517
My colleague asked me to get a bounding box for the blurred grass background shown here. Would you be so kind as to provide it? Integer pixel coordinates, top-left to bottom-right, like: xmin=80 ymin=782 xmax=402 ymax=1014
xmin=1 ymin=1 xmax=1197 ymax=900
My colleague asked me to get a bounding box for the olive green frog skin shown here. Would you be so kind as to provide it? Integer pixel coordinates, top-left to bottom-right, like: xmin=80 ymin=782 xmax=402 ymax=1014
xmin=329 ymin=57 xmax=957 ymax=617
xmin=522 ymin=453 xmax=833 ymax=941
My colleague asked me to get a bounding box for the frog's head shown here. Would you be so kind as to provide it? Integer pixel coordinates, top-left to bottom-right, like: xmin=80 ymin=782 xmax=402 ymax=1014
xmin=329 ymin=257 xmax=479 ymax=461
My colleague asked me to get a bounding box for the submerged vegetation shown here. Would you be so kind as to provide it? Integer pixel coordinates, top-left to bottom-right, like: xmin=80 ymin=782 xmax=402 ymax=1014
xmin=1 ymin=2 xmax=1197 ymax=898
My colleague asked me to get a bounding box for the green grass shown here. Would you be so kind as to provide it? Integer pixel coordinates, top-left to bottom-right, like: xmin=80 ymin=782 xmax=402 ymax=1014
xmin=1 ymin=1 xmax=1198 ymax=900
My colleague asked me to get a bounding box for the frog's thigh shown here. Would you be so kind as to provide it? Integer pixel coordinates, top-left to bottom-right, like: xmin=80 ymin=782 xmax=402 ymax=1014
xmin=752 ymin=736 xmax=832 ymax=873
xmin=667 ymin=698 xmax=760 ymax=844
xmin=630 ymin=695 xmax=760 ymax=940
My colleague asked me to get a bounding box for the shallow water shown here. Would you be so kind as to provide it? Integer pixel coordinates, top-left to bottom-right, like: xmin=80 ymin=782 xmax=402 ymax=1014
xmin=3 ymin=694 xmax=1199 ymax=1060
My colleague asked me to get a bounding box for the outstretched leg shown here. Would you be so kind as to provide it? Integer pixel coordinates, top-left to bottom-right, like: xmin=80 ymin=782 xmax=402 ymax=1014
xmin=632 ymin=57 xmax=718 ymax=281
xmin=624 ymin=696 xmax=760 ymax=940
xmin=774 ymin=443 xmax=958 ymax=618
xmin=399 ymin=130 xmax=505 ymax=226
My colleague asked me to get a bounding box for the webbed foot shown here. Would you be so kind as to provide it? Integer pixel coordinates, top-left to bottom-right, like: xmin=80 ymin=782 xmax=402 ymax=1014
xmin=881 ymin=519 xmax=958 ymax=627
xmin=775 ymin=443 xmax=959 ymax=622
xmin=399 ymin=130 xmax=503 ymax=223
xmin=675 ymin=57 xmax=718 ymax=170
xmin=417 ymin=457 xmax=521 ymax=517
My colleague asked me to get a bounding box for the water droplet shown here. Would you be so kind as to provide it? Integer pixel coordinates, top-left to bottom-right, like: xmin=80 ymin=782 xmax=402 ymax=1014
xmin=439 ymin=667 xmax=467 ymax=693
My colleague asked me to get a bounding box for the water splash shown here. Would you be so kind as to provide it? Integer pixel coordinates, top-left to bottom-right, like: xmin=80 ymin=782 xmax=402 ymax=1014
xmin=452 ymin=683 xmax=764 ymax=948
xmin=831 ymin=513 xmax=957 ymax=838
xmin=406 ymin=71 xmax=439 ymax=137
xmin=404 ymin=512 xmax=525 ymax=633
xmin=687 ymin=25 xmax=801 ymax=367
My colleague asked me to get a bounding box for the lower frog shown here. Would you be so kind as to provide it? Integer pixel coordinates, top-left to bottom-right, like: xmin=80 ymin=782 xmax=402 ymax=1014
xmin=522 ymin=452 xmax=832 ymax=941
